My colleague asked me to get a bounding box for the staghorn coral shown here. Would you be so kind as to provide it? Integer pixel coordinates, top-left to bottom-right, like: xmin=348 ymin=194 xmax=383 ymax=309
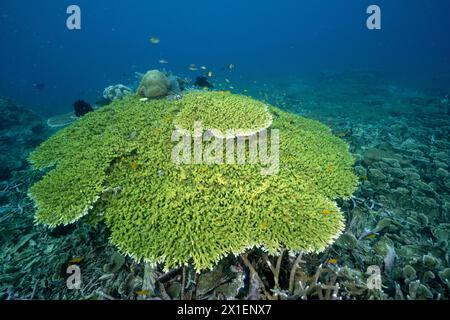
xmin=28 ymin=92 xmax=357 ymax=272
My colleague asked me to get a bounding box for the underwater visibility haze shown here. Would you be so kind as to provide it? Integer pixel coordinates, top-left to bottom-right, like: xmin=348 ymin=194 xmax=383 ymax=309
xmin=0 ymin=0 xmax=449 ymax=302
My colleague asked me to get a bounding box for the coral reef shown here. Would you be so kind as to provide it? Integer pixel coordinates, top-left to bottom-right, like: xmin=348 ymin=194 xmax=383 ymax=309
xmin=46 ymin=112 xmax=78 ymax=128
xmin=137 ymin=70 xmax=171 ymax=98
xmin=0 ymin=97 xmax=49 ymax=180
xmin=103 ymin=84 xmax=132 ymax=102
xmin=28 ymin=92 xmax=357 ymax=272
xmin=1 ymin=72 xmax=448 ymax=300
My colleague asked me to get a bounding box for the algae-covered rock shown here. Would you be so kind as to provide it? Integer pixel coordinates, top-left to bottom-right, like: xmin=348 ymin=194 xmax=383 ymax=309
xmin=166 ymin=281 xmax=182 ymax=299
xmin=103 ymin=252 xmax=126 ymax=273
xmin=431 ymin=223 xmax=450 ymax=242
xmin=402 ymin=265 xmax=417 ymax=281
xmin=408 ymin=281 xmax=433 ymax=300
xmin=422 ymin=271 xmax=435 ymax=284
xmin=438 ymin=268 xmax=450 ymax=283
xmin=335 ymin=232 xmax=358 ymax=250
xmin=422 ymin=254 xmax=439 ymax=269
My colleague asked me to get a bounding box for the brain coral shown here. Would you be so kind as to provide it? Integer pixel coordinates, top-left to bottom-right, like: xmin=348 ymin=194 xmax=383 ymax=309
xmin=28 ymin=92 xmax=358 ymax=271
xmin=137 ymin=70 xmax=170 ymax=98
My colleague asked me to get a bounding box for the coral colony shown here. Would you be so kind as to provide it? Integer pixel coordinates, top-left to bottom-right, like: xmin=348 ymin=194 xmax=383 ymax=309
xmin=27 ymin=70 xmax=357 ymax=272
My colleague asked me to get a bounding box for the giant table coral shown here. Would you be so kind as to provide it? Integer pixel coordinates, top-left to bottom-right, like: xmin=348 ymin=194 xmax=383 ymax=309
xmin=28 ymin=92 xmax=358 ymax=271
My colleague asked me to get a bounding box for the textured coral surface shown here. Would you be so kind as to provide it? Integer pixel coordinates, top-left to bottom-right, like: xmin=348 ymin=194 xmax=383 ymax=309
xmin=28 ymin=92 xmax=357 ymax=271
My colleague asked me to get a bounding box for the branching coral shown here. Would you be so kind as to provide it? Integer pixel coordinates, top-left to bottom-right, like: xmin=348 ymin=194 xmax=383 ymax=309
xmin=28 ymin=92 xmax=358 ymax=272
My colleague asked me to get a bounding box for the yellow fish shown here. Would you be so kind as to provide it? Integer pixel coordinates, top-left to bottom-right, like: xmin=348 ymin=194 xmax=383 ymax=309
xmin=327 ymin=258 xmax=338 ymax=264
xmin=135 ymin=290 xmax=150 ymax=296
xmin=69 ymin=257 xmax=83 ymax=264
xmin=367 ymin=233 xmax=378 ymax=239
xmin=149 ymin=37 xmax=160 ymax=44
xmin=322 ymin=209 xmax=333 ymax=215
xmin=131 ymin=160 xmax=138 ymax=170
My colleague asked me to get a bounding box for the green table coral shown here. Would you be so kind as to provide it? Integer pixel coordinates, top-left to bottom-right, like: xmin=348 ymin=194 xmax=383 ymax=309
xmin=28 ymin=92 xmax=358 ymax=271
xmin=174 ymin=92 xmax=273 ymax=138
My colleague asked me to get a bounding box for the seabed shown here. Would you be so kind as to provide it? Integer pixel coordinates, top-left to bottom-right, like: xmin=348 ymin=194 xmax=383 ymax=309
xmin=0 ymin=70 xmax=449 ymax=300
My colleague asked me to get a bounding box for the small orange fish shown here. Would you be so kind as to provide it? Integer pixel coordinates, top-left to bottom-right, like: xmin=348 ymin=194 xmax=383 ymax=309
xmin=327 ymin=258 xmax=338 ymax=264
xmin=135 ymin=290 xmax=150 ymax=296
xmin=69 ymin=257 xmax=83 ymax=264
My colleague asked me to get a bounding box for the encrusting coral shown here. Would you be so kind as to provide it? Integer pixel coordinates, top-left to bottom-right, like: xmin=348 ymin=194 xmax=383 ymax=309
xmin=28 ymin=92 xmax=358 ymax=272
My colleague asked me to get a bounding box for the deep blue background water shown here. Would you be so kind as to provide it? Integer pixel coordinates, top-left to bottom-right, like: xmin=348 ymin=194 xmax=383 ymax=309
xmin=1 ymin=0 xmax=450 ymax=115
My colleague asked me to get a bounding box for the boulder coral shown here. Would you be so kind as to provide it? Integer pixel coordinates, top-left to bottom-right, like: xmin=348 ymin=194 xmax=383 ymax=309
xmin=28 ymin=92 xmax=358 ymax=272
xmin=137 ymin=70 xmax=170 ymax=98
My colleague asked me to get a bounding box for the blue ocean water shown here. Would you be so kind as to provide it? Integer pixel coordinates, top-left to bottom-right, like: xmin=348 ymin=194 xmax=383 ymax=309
xmin=1 ymin=1 xmax=450 ymax=301
xmin=1 ymin=0 xmax=450 ymax=115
